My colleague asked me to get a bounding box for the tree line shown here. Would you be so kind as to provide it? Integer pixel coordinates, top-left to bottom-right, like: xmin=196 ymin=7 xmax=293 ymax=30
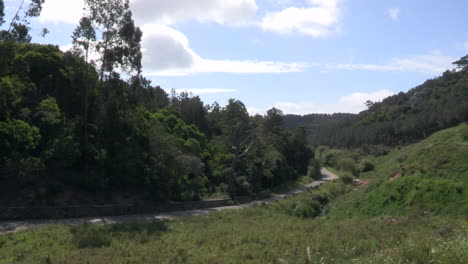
xmin=285 ymin=59 xmax=468 ymax=149
xmin=0 ymin=1 xmax=318 ymax=204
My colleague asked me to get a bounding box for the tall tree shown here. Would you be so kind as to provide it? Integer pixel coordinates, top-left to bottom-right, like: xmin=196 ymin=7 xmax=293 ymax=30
xmin=0 ymin=0 xmax=5 ymax=26
xmin=82 ymin=0 xmax=142 ymax=82
xmin=0 ymin=0 xmax=46 ymax=43
xmin=220 ymin=99 xmax=257 ymax=198
xmin=72 ymin=17 xmax=96 ymax=170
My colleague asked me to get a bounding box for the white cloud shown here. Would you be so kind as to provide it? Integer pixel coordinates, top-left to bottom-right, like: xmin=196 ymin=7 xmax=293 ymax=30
xmin=39 ymin=0 xmax=84 ymax=24
xmin=59 ymin=43 xmax=73 ymax=53
xmin=327 ymin=53 xmax=456 ymax=74
xmin=260 ymin=0 xmax=341 ymax=37
xmin=338 ymin=90 xmax=395 ymax=112
xmin=141 ymin=24 xmax=309 ymax=76
xmin=141 ymin=25 xmax=196 ymax=72
xmin=249 ymin=90 xmax=395 ymax=115
xmin=388 ymin=8 xmax=400 ymax=21
xmin=131 ymin=0 xmax=257 ymax=26
xmin=38 ymin=0 xmax=257 ymax=26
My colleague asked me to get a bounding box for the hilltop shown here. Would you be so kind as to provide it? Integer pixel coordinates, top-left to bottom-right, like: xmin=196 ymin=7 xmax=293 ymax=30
xmin=285 ymin=64 xmax=468 ymax=148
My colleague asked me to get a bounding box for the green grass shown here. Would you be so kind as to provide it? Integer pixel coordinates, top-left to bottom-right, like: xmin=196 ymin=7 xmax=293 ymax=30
xmin=0 ymin=203 xmax=466 ymax=263
xmin=1 ymin=124 xmax=467 ymax=263
xmin=328 ymin=123 xmax=468 ymax=218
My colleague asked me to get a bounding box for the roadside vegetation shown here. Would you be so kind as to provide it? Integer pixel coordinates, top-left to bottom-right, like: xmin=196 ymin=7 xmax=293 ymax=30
xmin=0 ymin=188 xmax=466 ymax=263
xmin=1 ymin=124 xmax=467 ymax=263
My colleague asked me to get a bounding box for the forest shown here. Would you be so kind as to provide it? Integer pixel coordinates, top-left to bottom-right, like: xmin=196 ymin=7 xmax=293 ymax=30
xmin=286 ymin=56 xmax=468 ymax=148
xmin=0 ymin=0 xmax=318 ymax=205
xmin=1 ymin=0 xmax=467 ymax=205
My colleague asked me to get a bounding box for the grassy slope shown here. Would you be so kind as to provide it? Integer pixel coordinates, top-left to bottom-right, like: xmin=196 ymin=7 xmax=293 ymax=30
xmin=0 ymin=203 xmax=466 ymax=264
xmin=1 ymin=125 xmax=467 ymax=263
xmin=329 ymin=123 xmax=468 ymax=218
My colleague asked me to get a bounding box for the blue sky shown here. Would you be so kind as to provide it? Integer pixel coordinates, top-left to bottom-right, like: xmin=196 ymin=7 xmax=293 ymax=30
xmin=3 ymin=0 xmax=468 ymax=114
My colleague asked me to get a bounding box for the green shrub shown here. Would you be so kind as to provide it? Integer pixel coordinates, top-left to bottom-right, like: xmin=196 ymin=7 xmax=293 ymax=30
xmin=338 ymin=158 xmax=358 ymax=176
xmin=360 ymin=160 xmax=375 ymax=172
xmin=323 ymin=152 xmax=336 ymax=167
xmin=307 ymin=158 xmax=321 ymax=180
xmin=340 ymin=172 xmax=354 ymax=185
xmin=291 ymin=199 xmax=322 ymax=218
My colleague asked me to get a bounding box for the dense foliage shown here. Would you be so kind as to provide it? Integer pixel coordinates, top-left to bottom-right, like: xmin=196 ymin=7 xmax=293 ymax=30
xmin=0 ymin=42 xmax=314 ymax=204
xmin=286 ymin=63 xmax=468 ymax=148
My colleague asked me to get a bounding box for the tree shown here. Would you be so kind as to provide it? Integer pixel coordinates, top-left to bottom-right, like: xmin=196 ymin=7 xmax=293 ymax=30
xmin=0 ymin=0 xmax=5 ymax=26
xmin=453 ymin=55 xmax=468 ymax=70
xmin=72 ymin=17 xmax=96 ymax=62
xmin=81 ymin=0 xmax=142 ymax=83
xmin=170 ymin=92 xmax=209 ymax=134
xmin=220 ymin=99 xmax=257 ymax=198
xmin=0 ymin=0 xmax=46 ymax=43
xmin=365 ymin=100 xmax=375 ymax=109
xmin=72 ymin=17 xmax=96 ymax=170
xmin=264 ymin=107 xmax=284 ymax=134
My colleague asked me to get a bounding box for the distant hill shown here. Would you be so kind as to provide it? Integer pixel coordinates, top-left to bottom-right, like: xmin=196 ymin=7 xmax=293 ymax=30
xmin=283 ymin=113 xmax=356 ymax=144
xmin=285 ymin=60 xmax=468 ymax=148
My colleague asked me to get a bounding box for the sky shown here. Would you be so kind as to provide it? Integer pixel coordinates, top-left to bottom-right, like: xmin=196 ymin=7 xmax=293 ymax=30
xmin=3 ymin=0 xmax=468 ymax=115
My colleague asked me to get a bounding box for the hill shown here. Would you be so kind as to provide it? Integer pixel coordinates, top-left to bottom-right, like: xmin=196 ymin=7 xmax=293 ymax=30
xmin=285 ymin=62 xmax=468 ymax=148
xmin=324 ymin=123 xmax=468 ymax=218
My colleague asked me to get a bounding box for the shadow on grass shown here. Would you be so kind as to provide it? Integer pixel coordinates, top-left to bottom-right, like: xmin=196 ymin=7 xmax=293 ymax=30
xmin=70 ymin=220 xmax=169 ymax=248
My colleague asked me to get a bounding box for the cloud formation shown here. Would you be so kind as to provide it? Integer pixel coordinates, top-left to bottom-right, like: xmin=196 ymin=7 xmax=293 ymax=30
xmin=261 ymin=0 xmax=341 ymax=37
xmin=131 ymin=0 xmax=257 ymax=26
xmin=39 ymin=0 xmax=258 ymax=26
xmin=327 ymin=53 xmax=456 ymax=74
xmin=142 ymin=24 xmax=309 ymax=76
xmin=39 ymin=0 xmax=84 ymax=24
xmin=38 ymin=0 xmax=343 ymax=38
xmin=249 ymin=90 xmax=395 ymax=115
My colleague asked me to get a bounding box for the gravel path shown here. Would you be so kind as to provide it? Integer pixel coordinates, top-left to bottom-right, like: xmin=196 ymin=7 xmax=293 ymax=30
xmin=0 ymin=168 xmax=338 ymax=234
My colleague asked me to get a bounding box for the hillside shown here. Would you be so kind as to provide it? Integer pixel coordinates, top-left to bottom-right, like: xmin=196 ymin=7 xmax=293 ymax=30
xmin=285 ymin=64 xmax=468 ymax=148
xmin=1 ymin=125 xmax=467 ymax=263
xmin=326 ymin=123 xmax=468 ymax=218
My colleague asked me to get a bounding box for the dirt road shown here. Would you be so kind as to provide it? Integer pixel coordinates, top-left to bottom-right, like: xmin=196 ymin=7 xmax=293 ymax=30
xmin=0 ymin=168 xmax=338 ymax=234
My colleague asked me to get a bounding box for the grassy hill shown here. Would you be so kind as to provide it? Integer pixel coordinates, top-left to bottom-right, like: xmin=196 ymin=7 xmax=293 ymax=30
xmin=327 ymin=123 xmax=468 ymax=218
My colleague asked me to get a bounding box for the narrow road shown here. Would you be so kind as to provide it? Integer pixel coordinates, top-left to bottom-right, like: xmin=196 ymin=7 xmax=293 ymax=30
xmin=0 ymin=168 xmax=338 ymax=234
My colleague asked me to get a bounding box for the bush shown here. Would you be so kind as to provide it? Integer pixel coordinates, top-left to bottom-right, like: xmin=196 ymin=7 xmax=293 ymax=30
xmin=360 ymin=160 xmax=375 ymax=172
xmin=307 ymin=158 xmax=322 ymax=180
xmin=323 ymin=152 xmax=336 ymax=167
xmin=291 ymin=199 xmax=322 ymax=218
xmin=338 ymin=158 xmax=358 ymax=176
xmin=340 ymin=172 xmax=354 ymax=185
